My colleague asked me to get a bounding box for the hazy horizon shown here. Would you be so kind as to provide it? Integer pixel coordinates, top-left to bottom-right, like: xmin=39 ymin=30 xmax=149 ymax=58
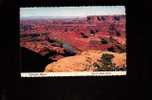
xmin=20 ymin=15 xmax=125 ymax=20
xmin=20 ymin=6 xmax=125 ymax=18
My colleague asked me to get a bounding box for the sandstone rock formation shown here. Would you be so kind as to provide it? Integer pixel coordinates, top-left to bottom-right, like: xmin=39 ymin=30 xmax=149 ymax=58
xmin=20 ymin=15 xmax=126 ymax=72
xmin=20 ymin=15 xmax=126 ymax=58
xmin=44 ymin=50 xmax=126 ymax=72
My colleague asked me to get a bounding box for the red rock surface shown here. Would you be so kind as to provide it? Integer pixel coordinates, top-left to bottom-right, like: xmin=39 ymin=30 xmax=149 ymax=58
xmin=20 ymin=15 xmax=126 ymax=62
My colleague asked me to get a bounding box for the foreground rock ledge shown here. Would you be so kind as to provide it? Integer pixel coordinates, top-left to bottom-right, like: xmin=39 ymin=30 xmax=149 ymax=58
xmin=44 ymin=50 xmax=126 ymax=72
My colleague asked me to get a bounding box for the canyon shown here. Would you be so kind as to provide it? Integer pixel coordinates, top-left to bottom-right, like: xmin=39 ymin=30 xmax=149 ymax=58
xmin=20 ymin=15 xmax=126 ymax=72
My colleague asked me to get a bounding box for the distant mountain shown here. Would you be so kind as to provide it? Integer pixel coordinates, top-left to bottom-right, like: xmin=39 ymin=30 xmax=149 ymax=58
xmin=20 ymin=16 xmax=86 ymax=20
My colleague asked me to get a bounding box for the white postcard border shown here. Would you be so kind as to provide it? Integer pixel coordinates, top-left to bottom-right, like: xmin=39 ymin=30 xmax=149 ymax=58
xmin=21 ymin=71 xmax=126 ymax=77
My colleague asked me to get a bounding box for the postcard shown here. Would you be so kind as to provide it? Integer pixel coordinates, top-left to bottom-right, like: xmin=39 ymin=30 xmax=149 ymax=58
xmin=20 ymin=6 xmax=126 ymax=77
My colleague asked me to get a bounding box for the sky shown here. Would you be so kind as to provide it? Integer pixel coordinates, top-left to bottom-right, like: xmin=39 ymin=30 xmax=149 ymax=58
xmin=20 ymin=6 xmax=125 ymax=18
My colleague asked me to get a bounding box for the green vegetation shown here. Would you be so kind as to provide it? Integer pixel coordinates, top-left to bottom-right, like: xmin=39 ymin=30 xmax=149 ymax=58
xmin=100 ymin=38 xmax=108 ymax=44
xmin=90 ymin=30 xmax=96 ymax=35
xmin=80 ymin=32 xmax=88 ymax=38
xmin=101 ymin=53 xmax=114 ymax=65
xmin=93 ymin=53 xmax=126 ymax=71
xmin=87 ymin=16 xmax=91 ymax=21
xmin=94 ymin=53 xmax=116 ymax=71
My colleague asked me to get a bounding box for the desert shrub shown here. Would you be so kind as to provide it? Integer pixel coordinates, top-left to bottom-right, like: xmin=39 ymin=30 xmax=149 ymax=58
xmin=101 ymin=53 xmax=114 ymax=65
xmin=107 ymin=47 xmax=115 ymax=52
xmin=94 ymin=62 xmax=116 ymax=71
xmin=90 ymin=30 xmax=96 ymax=35
xmin=46 ymin=37 xmax=56 ymax=43
xmin=115 ymin=44 xmax=126 ymax=52
xmin=114 ymin=66 xmax=127 ymax=71
xmin=101 ymin=16 xmax=106 ymax=21
xmin=94 ymin=53 xmax=126 ymax=71
xmin=100 ymin=38 xmax=108 ymax=44
xmin=87 ymin=16 xmax=91 ymax=21
xmin=114 ymin=16 xmax=120 ymax=21
xmin=97 ymin=16 xmax=102 ymax=21
xmin=94 ymin=53 xmax=116 ymax=71
xmin=80 ymin=32 xmax=88 ymax=38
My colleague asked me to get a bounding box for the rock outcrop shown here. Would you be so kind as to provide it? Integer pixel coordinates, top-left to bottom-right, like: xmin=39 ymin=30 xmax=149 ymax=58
xmin=20 ymin=15 xmax=126 ymax=58
xmin=20 ymin=15 xmax=126 ymax=72
xmin=44 ymin=50 xmax=126 ymax=72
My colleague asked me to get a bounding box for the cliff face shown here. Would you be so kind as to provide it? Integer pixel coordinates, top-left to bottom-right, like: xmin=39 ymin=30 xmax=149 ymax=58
xmin=20 ymin=15 xmax=126 ymax=62
xmin=20 ymin=15 xmax=126 ymax=72
xmin=44 ymin=50 xmax=126 ymax=72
